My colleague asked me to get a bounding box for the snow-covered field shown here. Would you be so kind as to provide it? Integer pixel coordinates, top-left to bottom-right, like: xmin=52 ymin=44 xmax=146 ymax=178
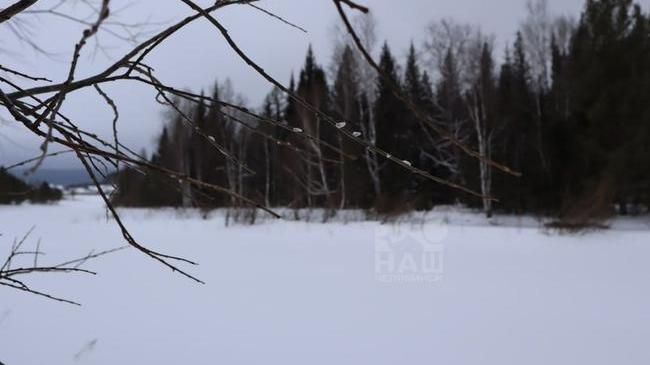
xmin=1 ymin=196 xmax=650 ymax=365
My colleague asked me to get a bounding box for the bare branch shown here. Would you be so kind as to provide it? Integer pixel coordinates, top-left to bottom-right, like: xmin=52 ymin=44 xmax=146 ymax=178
xmin=0 ymin=0 xmax=40 ymax=24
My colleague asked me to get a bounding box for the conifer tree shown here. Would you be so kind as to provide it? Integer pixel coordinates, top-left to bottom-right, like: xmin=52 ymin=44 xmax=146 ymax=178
xmin=288 ymin=47 xmax=334 ymax=208
xmin=435 ymin=48 xmax=467 ymax=186
xmin=374 ymin=42 xmax=412 ymax=211
xmin=332 ymin=45 xmax=372 ymax=207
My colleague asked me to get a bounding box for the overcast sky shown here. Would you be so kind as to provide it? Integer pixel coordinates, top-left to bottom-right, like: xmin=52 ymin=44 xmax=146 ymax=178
xmin=1 ymin=0 xmax=648 ymax=169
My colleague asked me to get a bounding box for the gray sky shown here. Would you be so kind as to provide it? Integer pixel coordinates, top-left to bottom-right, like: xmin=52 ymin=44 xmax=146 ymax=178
xmin=1 ymin=0 xmax=648 ymax=169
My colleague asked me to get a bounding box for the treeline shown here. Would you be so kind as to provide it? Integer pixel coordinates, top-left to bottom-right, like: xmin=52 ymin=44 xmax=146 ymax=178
xmin=114 ymin=0 xmax=650 ymax=222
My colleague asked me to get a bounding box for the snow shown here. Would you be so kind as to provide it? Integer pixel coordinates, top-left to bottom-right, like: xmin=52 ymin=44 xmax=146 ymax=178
xmin=1 ymin=196 xmax=650 ymax=365
xmin=65 ymin=184 xmax=114 ymax=196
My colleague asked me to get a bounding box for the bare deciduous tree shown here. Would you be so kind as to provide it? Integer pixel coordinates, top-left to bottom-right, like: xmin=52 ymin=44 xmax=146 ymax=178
xmin=521 ymin=0 xmax=553 ymax=90
xmin=0 ymin=227 xmax=127 ymax=305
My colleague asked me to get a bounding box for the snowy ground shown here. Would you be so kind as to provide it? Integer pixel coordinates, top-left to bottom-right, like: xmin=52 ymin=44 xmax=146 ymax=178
xmin=1 ymin=195 xmax=650 ymax=365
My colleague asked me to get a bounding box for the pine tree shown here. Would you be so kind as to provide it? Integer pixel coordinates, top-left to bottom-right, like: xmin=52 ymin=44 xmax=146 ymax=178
xmin=558 ymin=0 xmax=650 ymax=218
xmin=332 ymin=45 xmax=371 ymax=208
xmin=403 ymin=43 xmax=438 ymax=209
xmin=147 ymin=126 xmax=183 ymax=207
xmin=258 ymin=87 xmax=284 ymax=206
xmin=374 ymin=42 xmax=412 ymax=211
xmin=435 ymin=48 xmax=467 ymax=188
xmin=287 ymin=47 xmax=334 ymax=208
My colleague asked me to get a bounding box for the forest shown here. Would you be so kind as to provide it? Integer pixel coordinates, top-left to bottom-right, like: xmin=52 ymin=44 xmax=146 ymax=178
xmin=113 ymin=0 xmax=650 ymax=225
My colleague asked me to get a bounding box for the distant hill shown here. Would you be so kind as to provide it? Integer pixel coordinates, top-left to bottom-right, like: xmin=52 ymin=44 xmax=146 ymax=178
xmin=0 ymin=169 xmax=63 ymax=204
xmin=11 ymin=168 xmax=95 ymax=187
